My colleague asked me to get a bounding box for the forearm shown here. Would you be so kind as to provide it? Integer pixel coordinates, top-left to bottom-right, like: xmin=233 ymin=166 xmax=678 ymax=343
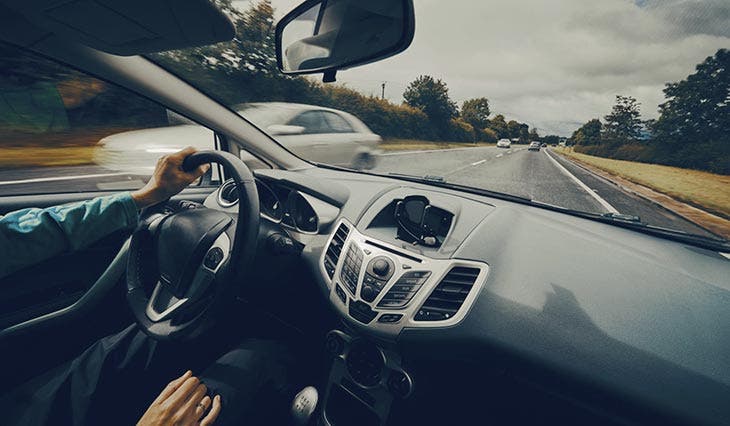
xmin=0 ymin=192 xmax=139 ymax=278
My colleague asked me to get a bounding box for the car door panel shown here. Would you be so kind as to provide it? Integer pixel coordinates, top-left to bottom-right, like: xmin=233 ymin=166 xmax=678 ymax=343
xmin=0 ymin=187 xmax=214 ymax=388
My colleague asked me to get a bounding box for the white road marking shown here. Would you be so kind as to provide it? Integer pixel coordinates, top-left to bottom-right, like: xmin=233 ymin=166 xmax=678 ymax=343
xmin=543 ymin=150 xmax=619 ymax=213
xmin=720 ymin=252 xmax=730 ymax=260
xmin=496 ymin=154 xmax=503 ymax=158
xmin=471 ymin=159 xmax=486 ymax=166
xmin=0 ymin=172 xmax=128 ymax=186
xmin=379 ymin=146 xmax=494 ymax=156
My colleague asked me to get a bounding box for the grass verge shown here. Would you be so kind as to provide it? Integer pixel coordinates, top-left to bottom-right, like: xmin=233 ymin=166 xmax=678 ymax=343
xmin=0 ymin=146 xmax=97 ymax=169
xmin=556 ymin=147 xmax=730 ymax=219
xmin=380 ymin=139 xmax=494 ymax=151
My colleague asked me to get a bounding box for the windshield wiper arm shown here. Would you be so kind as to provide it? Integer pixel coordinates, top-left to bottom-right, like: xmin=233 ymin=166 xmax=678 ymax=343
xmin=387 ymin=172 xmax=446 ymax=183
xmin=551 ymin=206 xmax=730 ymax=251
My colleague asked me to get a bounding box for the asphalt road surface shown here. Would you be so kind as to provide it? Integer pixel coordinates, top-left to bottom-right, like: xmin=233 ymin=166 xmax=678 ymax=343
xmin=0 ymin=146 xmax=716 ymax=238
xmin=372 ymin=146 xmax=715 ymax=238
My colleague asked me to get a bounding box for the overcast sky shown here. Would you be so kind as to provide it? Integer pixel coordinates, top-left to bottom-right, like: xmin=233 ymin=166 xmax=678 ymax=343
xmin=260 ymin=0 xmax=729 ymax=136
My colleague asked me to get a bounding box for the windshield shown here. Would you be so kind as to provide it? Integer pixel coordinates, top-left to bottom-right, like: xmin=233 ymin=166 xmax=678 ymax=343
xmin=150 ymin=0 xmax=730 ymax=242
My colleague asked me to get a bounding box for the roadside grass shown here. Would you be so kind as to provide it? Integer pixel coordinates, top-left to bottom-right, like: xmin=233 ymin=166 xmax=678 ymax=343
xmin=380 ymin=138 xmax=495 ymax=151
xmin=556 ymin=147 xmax=730 ymax=218
xmin=0 ymin=127 xmax=134 ymax=169
xmin=0 ymin=146 xmax=97 ymax=169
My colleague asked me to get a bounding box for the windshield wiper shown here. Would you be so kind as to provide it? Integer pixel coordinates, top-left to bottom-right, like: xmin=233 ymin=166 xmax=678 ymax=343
xmin=387 ymin=172 xmax=446 ymax=183
xmin=551 ymin=206 xmax=730 ymax=252
xmin=601 ymin=212 xmax=642 ymax=223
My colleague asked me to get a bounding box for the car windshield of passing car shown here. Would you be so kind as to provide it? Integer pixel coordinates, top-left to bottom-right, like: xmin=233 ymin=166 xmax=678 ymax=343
xmin=1 ymin=1 xmax=729 ymax=425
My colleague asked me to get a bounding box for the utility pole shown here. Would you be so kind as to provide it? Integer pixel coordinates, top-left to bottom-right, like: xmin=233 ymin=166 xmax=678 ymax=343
xmin=381 ymin=82 xmax=386 ymax=100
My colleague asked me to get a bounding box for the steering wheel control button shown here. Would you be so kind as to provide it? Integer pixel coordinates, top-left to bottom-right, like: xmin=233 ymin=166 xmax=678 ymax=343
xmin=377 ymin=314 xmax=403 ymax=323
xmin=387 ymin=371 xmax=413 ymax=398
xmin=203 ymin=247 xmax=225 ymax=270
xmin=346 ymin=341 xmax=385 ymax=388
xmin=340 ymin=245 xmax=363 ymax=296
xmin=349 ymin=300 xmax=377 ymax=324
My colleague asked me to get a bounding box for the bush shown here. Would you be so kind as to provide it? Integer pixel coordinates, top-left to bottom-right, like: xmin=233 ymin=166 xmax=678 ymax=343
xmin=479 ymin=128 xmax=498 ymax=143
xmin=447 ymin=118 xmax=477 ymax=142
xmin=574 ymin=140 xmax=730 ymax=175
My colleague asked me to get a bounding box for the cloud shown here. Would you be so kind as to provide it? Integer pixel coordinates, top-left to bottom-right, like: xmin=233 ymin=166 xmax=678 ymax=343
xmin=267 ymin=0 xmax=728 ymax=135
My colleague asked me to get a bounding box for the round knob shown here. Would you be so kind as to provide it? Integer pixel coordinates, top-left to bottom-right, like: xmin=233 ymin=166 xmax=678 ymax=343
xmin=324 ymin=332 xmax=344 ymax=356
xmin=361 ymin=285 xmax=376 ymax=302
xmin=388 ymin=370 xmax=413 ymax=398
xmin=372 ymin=259 xmax=390 ymax=276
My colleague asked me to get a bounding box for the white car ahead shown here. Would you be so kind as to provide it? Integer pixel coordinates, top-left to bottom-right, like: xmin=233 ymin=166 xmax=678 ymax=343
xmin=496 ymin=138 xmax=511 ymax=148
xmin=94 ymin=102 xmax=382 ymax=173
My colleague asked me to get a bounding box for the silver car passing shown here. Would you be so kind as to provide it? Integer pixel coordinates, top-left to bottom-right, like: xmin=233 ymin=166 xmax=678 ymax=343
xmin=94 ymin=102 xmax=382 ymax=173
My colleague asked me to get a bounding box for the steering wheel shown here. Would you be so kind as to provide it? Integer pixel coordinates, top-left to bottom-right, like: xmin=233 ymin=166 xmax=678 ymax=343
xmin=126 ymin=151 xmax=259 ymax=340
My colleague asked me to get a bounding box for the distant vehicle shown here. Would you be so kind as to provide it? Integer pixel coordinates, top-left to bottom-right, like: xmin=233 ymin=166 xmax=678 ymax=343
xmin=497 ymin=139 xmax=511 ymax=148
xmin=95 ymin=102 xmax=382 ymax=173
xmin=528 ymin=141 xmax=541 ymax=151
xmin=541 ymin=143 xmax=547 ymax=148
xmin=558 ymin=142 xmax=567 ymax=147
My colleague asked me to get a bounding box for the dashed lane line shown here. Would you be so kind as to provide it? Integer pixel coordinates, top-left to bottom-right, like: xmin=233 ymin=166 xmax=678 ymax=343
xmin=543 ymin=150 xmax=619 ymax=214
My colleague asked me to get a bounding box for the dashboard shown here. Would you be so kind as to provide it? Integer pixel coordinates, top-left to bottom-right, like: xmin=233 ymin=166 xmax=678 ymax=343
xmin=204 ymin=167 xmax=730 ymax=426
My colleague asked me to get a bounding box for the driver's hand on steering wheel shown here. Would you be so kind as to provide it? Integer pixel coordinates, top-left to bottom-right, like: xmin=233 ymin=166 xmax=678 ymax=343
xmin=131 ymin=147 xmax=211 ymax=209
xmin=137 ymin=370 xmax=221 ymax=426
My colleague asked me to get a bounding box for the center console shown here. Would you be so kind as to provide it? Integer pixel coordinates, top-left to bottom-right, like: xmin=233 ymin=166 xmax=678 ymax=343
xmin=320 ymin=218 xmax=489 ymax=338
xmin=321 ymin=330 xmax=412 ymax=426
xmin=315 ymin=192 xmax=491 ymax=425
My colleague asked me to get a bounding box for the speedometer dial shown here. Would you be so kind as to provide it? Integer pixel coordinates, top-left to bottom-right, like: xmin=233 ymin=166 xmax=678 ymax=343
xmin=256 ymin=180 xmax=283 ymax=222
xmin=287 ymin=191 xmax=318 ymax=233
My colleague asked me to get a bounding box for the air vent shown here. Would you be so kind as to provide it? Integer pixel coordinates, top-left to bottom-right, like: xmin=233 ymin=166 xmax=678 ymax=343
xmin=217 ymin=180 xmax=239 ymax=207
xmin=323 ymin=223 xmax=350 ymax=278
xmin=415 ymin=266 xmax=480 ymax=321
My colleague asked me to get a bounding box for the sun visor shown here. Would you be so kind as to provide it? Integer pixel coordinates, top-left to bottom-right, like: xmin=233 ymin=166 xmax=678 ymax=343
xmin=1 ymin=0 xmax=235 ymax=56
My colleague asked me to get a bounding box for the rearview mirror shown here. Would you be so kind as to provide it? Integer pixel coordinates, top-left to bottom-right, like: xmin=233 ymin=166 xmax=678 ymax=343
xmin=275 ymin=0 xmax=415 ymax=81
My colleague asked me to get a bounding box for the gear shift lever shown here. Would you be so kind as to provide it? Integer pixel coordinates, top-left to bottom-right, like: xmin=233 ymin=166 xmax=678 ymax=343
xmin=291 ymin=386 xmax=319 ymax=425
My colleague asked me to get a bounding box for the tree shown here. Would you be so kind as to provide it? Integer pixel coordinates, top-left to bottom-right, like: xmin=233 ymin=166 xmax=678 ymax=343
xmin=654 ymin=48 xmax=729 ymax=147
xmin=403 ymin=75 xmax=458 ymax=134
xmin=506 ymin=120 xmax=521 ymax=139
xmin=529 ymin=128 xmax=540 ymax=141
xmin=542 ymin=135 xmax=561 ymax=145
xmin=570 ymin=119 xmax=602 ymax=146
xmin=461 ymin=97 xmax=490 ymax=130
xmin=604 ymin=95 xmax=643 ymax=142
xmin=488 ymin=114 xmax=508 ymax=138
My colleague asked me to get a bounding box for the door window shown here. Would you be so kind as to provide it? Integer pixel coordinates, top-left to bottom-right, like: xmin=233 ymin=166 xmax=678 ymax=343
xmin=289 ymin=111 xmax=329 ymax=134
xmin=0 ymin=42 xmax=216 ymax=196
xmin=322 ymin=111 xmax=354 ymax=133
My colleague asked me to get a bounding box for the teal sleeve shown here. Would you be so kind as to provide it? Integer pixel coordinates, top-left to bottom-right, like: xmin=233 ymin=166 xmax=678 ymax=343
xmin=0 ymin=192 xmax=139 ymax=279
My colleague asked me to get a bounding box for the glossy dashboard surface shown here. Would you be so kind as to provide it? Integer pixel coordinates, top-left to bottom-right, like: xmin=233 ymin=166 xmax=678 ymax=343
xmin=206 ymin=166 xmax=730 ymax=426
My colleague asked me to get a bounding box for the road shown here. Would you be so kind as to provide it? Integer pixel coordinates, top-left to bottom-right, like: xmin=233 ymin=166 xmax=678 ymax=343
xmin=0 ymin=146 xmax=716 ymax=238
xmin=372 ymin=146 xmax=715 ymax=238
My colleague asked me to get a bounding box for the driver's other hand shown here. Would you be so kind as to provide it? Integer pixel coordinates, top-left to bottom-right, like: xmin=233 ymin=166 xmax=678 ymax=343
xmin=137 ymin=370 xmax=222 ymax=426
xmin=131 ymin=147 xmax=210 ymax=209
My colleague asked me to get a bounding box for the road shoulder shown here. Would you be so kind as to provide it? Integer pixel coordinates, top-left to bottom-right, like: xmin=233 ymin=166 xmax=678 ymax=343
xmin=551 ymin=150 xmax=730 ymax=240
